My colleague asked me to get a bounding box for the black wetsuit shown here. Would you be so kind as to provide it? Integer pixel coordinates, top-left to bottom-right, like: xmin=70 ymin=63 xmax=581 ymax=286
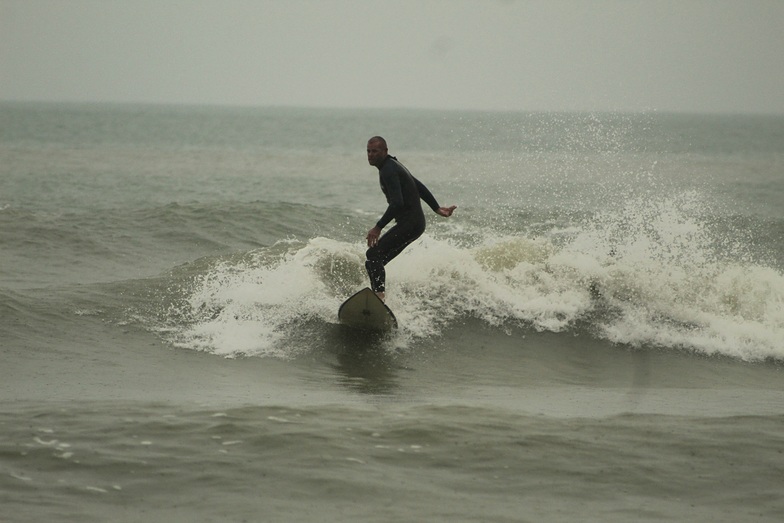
xmin=366 ymin=155 xmax=440 ymax=293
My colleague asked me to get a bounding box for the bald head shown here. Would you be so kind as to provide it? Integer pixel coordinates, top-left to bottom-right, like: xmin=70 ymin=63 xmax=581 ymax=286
xmin=366 ymin=136 xmax=389 ymax=167
xmin=368 ymin=136 xmax=387 ymax=149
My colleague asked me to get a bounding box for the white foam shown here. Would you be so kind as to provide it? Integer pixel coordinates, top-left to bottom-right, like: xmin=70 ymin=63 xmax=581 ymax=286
xmin=574 ymin=191 xmax=784 ymax=360
xmin=171 ymin=237 xmax=362 ymax=358
xmin=166 ymin=192 xmax=783 ymax=361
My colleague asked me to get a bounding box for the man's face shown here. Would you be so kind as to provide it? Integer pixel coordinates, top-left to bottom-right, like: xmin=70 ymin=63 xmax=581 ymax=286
xmin=367 ymin=140 xmax=387 ymax=167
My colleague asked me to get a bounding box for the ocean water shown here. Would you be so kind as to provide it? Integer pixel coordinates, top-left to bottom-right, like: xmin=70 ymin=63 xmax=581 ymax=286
xmin=1 ymin=102 xmax=783 ymax=522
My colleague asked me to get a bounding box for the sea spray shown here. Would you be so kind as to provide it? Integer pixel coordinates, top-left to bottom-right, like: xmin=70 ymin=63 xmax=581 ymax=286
xmin=163 ymin=190 xmax=784 ymax=361
xmin=571 ymin=191 xmax=784 ymax=360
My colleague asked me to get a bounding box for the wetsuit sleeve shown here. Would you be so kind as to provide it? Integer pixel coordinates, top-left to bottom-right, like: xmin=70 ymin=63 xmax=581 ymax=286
xmin=376 ymin=169 xmax=405 ymax=229
xmin=414 ymin=177 xmax=440 ymax=212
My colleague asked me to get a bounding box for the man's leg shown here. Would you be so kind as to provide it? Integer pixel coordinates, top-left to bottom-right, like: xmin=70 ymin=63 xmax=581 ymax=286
xmin=365 ymin=223 xmax=423 ymax=296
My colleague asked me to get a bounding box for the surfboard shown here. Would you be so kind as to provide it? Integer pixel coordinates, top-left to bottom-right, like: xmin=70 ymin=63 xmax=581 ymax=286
xmin=338 ymin=287 xmax=398 ymax=331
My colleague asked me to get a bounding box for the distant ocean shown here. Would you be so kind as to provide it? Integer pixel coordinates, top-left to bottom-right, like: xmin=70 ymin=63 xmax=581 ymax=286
xmin=1 ymin=102 xmax=783 ymax=522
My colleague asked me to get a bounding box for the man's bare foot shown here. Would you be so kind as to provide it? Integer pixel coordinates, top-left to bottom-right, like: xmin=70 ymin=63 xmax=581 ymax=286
xmin=375 ymin=291 xmax=385 ymax=302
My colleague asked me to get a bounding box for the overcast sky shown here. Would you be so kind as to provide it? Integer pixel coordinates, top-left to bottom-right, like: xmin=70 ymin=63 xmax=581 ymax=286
xmin=2 ymin=0 xmax=783 ymax=114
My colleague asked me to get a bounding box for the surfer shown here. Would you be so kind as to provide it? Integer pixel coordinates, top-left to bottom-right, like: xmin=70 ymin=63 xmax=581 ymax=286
xmin=365 ymin=136 xmax=457 ymax=301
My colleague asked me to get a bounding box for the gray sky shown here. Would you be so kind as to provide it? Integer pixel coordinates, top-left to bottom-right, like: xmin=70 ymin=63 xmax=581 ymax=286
xmin=2 ymin=0 xmax=783 ymax=113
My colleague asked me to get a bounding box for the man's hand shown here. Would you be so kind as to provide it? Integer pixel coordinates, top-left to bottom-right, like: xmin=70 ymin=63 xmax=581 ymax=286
xmin=366 ymin=226 xmax=382 ymax=247
xmin=437 ymin=205 xmax=457 ymax=217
